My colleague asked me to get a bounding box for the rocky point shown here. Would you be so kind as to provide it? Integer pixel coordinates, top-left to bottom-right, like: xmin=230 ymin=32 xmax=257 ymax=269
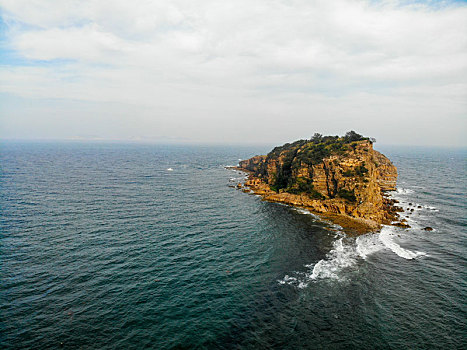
xmin=235 ymin=132 xmax=402 ymax=233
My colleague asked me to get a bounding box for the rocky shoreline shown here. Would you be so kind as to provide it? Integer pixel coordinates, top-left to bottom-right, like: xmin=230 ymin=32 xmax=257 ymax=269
xmin=231 ymin=168 xmax=403 ymax=234
xmin=229 ymin=134 xmax=408 ymax=234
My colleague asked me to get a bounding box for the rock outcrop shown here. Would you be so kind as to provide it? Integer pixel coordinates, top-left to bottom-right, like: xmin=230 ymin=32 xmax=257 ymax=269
xmin=237 ymin=133 xmax=400 ymax=233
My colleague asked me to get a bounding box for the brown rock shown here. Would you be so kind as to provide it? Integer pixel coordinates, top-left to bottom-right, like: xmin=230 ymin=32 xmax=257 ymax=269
xmin=237 ymin=137 xmax=399 ymax=234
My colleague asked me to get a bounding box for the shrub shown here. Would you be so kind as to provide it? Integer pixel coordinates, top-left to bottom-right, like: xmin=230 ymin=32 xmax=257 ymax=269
xmin=337 ymin=189 xmax=357 ymax=202
xmin=344 ymin=130 xmax=365 ymax=142
xmin=311 ymin=133 xmax=322 ymax=143
xmin=355 ymin=164 xmax=368 ymax=176
xmin=286 ymin=178 xmax=324 ymax=199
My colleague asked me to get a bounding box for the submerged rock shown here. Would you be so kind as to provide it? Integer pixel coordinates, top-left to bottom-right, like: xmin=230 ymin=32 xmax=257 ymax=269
xmin=394 ymin=222 xmax=411 ymax=228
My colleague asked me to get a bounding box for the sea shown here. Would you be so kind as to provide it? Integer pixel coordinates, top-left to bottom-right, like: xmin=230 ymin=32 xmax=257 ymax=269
xmin=1 ymin=142 xmax=466 ymax=349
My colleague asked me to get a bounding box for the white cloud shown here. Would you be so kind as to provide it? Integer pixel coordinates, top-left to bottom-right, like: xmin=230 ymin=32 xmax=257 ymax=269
xmin=0 ymin=0 xmax=466 ymax=145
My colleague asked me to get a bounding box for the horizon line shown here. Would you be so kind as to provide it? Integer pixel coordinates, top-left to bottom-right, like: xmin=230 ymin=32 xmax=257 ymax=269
xmin=1 ymin=137 xmax=466 ymax=149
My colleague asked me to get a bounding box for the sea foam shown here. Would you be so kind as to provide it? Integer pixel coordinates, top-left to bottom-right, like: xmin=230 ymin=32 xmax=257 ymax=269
xmin=308 ymin=238 xmax=357 ymax=281
xmin=379 ymin=227 xmax=427 ymax=260
xmin=396 ymin=188 xmax=415 ymax=194
xmin=279 ymin=225 xmax=427 ymax=288
xmin=356 ymin=233 xmax=384 ymax=259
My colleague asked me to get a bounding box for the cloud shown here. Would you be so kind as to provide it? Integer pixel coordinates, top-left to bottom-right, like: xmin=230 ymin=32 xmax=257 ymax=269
xmin=0 ymin=0 xmax=466 ymax=145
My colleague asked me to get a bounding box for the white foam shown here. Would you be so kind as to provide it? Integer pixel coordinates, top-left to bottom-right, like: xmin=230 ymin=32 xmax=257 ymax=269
xmin=314 ymin=238 xmax=358 ymax=279
xmin=389 ymin=187 xmax=438 ymax=230
xmin=288 ymin=237 xmax=358 ymax=286
xmin=278 ymin=227 xmax=428 ymax=288
xmin=278 ymin=237 xmax=357 ymax=288
xmin=424 ymin=205 xmax=438 ymax=211
xmin=167 ymin=168 xmax=173 ymax=171
xmin=277 ymin=274 xmax=298 ymax=285
xmin=356 ymin=234 xmax=384 ymax=259
xmin=379 ymin=226 xmax=426 ymax=260
xmin=229 ymin=177 xmax=245 ymax=182
xmin=294 ymin=208 xmax=311 ymax=215
xmin=224 ymin=166 xmax=241 ymax=172
xmin=396 ymin=188 xmax=414 ymax=194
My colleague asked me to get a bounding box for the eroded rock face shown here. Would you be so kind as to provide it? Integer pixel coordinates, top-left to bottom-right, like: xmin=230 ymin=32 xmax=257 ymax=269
xmin=239 ymin=155 xmax=266 ymax=173
xmin=239 ymin=139 xmax=399 ymax=231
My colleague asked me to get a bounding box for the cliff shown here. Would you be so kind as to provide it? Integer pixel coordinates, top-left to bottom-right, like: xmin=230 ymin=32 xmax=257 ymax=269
xmin=237 ymin=132 xmax=401 ymax=233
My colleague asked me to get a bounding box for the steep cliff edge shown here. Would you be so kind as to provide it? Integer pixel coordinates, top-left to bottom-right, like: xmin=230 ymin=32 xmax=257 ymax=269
xmin=237 ymin=132 xmax=401 ymax=233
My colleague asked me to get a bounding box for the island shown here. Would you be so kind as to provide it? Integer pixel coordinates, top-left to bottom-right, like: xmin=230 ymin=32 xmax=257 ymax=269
xmin=234 ymin=131 xmax=405 ymax=234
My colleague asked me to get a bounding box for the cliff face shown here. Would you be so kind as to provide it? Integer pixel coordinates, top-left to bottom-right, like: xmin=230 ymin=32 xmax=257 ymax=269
xmin=238 ymin=136 xmax=399 ymax=232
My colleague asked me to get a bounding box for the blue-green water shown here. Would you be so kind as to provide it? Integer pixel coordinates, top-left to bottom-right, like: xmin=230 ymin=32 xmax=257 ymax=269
xmin=1 ymin=142 xmax=466 ymax=349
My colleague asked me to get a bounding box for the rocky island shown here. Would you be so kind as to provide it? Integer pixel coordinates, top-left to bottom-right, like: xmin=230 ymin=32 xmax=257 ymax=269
xmin=235 ymin=131 xmax=404 ymax=234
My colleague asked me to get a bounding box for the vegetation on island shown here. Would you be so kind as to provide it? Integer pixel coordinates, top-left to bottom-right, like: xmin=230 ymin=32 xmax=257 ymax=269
xmin=256 ymin=131 xmax=374 ymax=201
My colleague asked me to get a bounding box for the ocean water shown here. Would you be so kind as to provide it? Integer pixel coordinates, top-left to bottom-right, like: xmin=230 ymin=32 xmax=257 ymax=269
xmin=1 ymin=142 xmax=466 ymax=349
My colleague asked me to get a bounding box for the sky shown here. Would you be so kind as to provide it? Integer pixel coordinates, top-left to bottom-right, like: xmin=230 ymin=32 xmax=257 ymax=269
xmin=0 ymin=0 xmax=466 ymax=146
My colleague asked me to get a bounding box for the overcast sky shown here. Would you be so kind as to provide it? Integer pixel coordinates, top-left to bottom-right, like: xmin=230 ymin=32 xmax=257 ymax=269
xmin=0 ymin=0 xmax=466 ymax=146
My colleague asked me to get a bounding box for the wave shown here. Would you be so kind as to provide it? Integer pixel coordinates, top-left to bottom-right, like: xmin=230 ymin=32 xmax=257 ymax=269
xmin=278 ymin=226 xmax=427 ymax=288
xmin=355 ymin=233 xmax=384 ymax=259
xmin=294 ymin=208 xmax=311 ymax=215
xmin=274 ymin=184 xmax=431 ymax=287
xmin=424 ymin=205 xmax=438 ymax=211
xmin=379 ymin=227 xmax=427 ymax=260
xmin=396 ymin=188 xmax=415 ymax=194
xmin=390 ymin=186 xmax=440 ymax=220
xmin=307 ymin=237 xmax=357 ymax=282
xmin=278 ymin=275 xmax=298 ymax=285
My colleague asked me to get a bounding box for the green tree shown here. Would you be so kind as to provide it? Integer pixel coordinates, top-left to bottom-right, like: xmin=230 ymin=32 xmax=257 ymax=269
xmin=344 ymin=130 xmax=364 ymax=142
xmin=311 ymin=133 xmax=323 ymax=143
